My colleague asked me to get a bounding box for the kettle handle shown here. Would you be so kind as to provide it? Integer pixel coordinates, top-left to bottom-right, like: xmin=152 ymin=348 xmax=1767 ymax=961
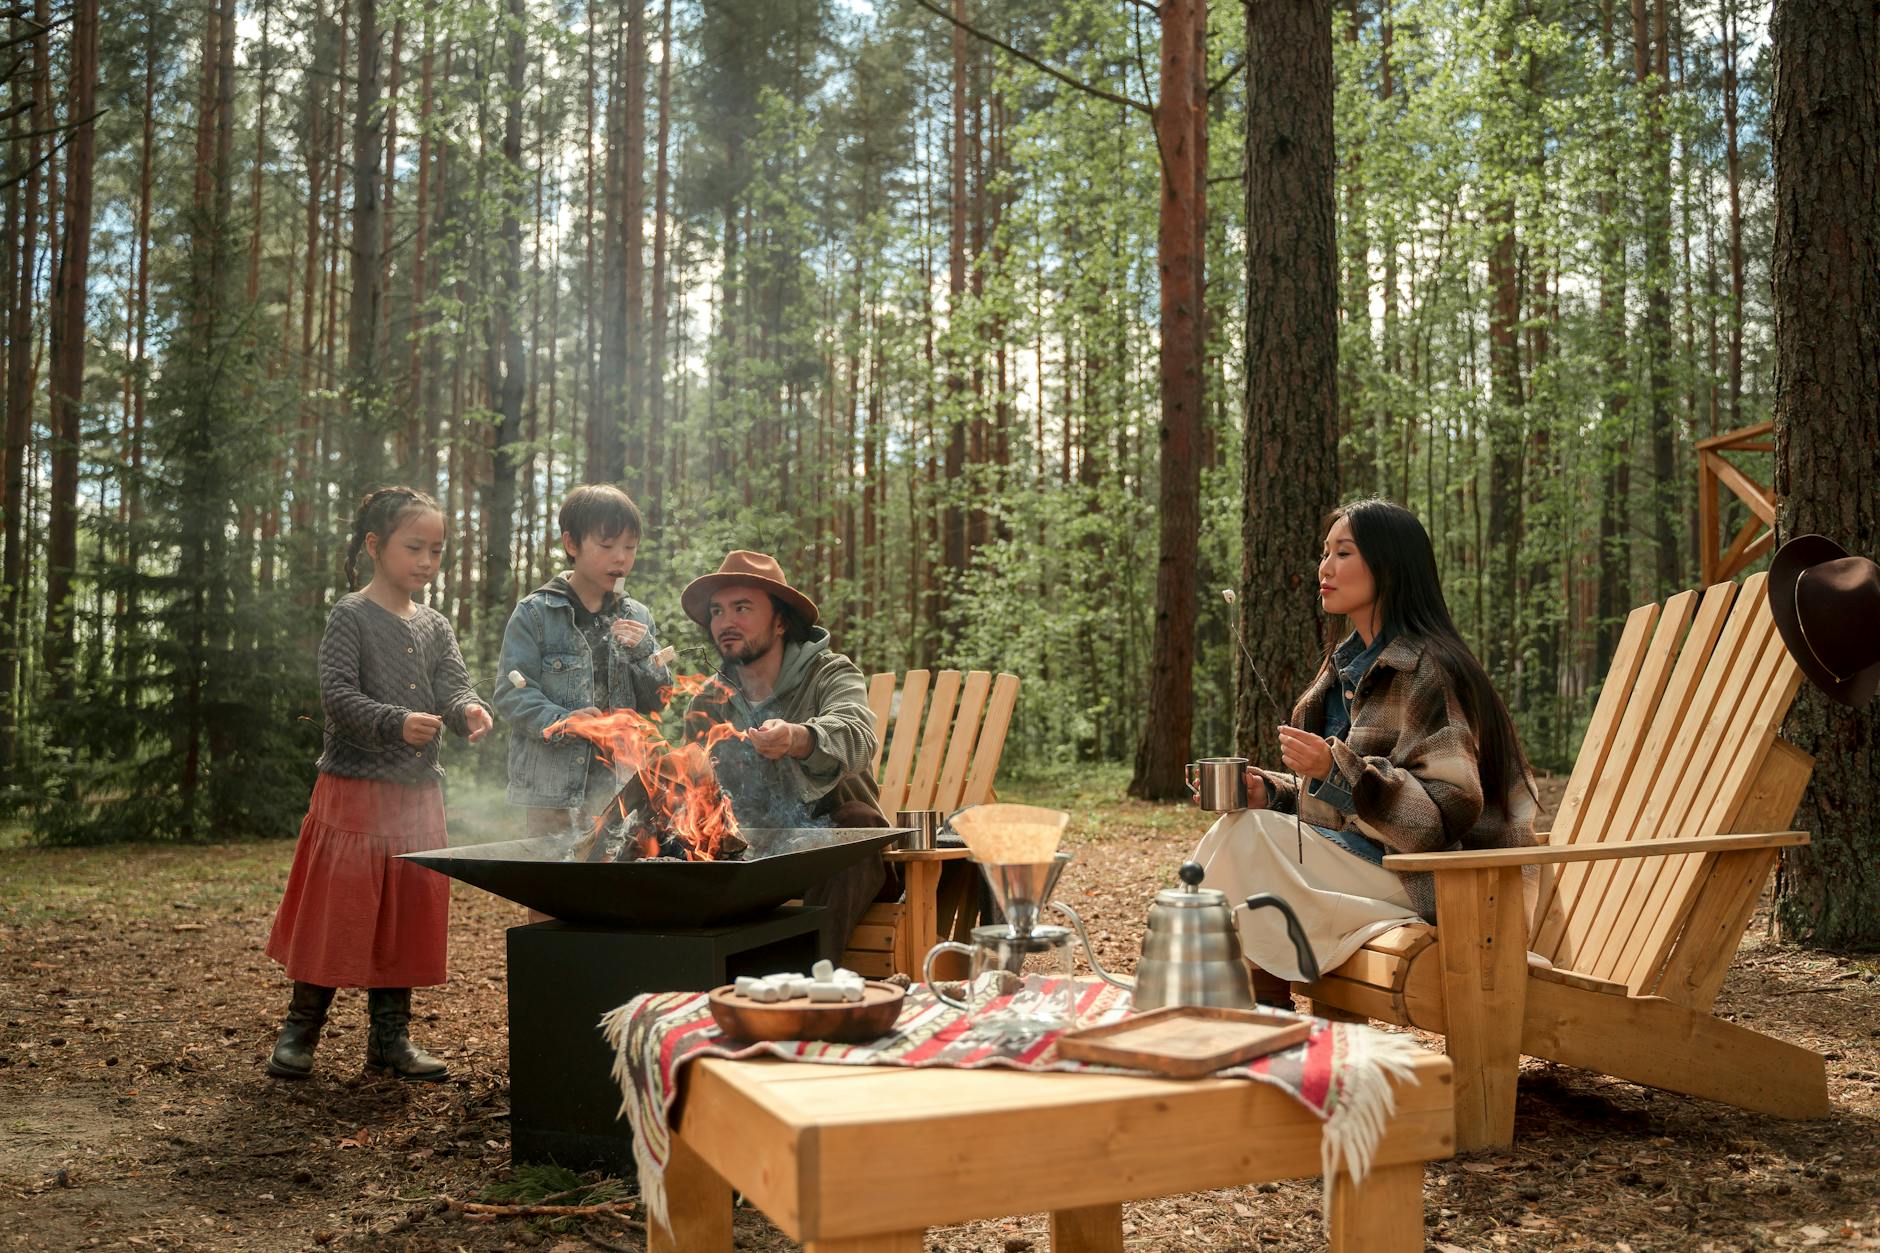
xmin=1049 ymin=900 xmax=1134 ymax=991
xmin=1234 ymin=894 xmax=1321 ymax=984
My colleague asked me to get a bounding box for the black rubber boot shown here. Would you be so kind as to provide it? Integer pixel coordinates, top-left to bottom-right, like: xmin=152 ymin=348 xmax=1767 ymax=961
xmin=365 ymin=988 xmax=449 ymax=1081
xmin=266 ymin=982 xmax=336 ymax=1079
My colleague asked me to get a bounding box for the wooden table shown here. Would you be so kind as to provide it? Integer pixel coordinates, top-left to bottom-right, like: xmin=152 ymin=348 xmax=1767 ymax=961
xmin=649 ymin=1049 xmax=1454 ymax=1252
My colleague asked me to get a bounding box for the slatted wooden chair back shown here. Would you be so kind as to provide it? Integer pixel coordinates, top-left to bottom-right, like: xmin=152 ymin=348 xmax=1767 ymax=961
xmin=866 ymin=670 xmax=1021 ymax=816
xmin=1528 ymin=572 xmax=1811 ymax=1002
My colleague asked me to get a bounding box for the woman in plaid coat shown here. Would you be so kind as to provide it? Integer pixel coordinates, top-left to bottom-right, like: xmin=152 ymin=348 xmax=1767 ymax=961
xmin=1193 ymin=499 xmax=1539 ymax=1006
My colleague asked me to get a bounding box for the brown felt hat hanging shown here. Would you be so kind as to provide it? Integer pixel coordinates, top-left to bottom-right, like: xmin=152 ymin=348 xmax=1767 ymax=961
xmin=1768 ymin=534 xmax=1880 ymax=709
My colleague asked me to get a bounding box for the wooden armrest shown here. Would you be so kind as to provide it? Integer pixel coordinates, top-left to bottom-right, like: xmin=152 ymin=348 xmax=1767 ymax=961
xmin=882 ymin=846 xmax=972 ymax=864
xmin=1382 ymin=830 xmax=1809 ymax=872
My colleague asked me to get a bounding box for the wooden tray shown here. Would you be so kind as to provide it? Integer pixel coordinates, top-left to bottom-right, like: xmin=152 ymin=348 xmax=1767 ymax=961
xmin=707 ymin=981 xmax=906 ymax=1044
xmin=1055 ymin=1005 xmax=1312 ymax=1078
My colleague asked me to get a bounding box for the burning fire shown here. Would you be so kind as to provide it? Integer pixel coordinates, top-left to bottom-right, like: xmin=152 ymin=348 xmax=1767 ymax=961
xmin=547 ymin=675 xmax=749 ymax=862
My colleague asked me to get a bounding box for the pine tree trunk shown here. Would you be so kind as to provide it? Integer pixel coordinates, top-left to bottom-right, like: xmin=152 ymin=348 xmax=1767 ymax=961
xmin=1723 ymin=0 xmax=1744 ymax=428
xmin=42 ymin=0 xmax=100 ymax=708
xmin=1770 ymin=0 xmax=1880 ymax=949
xmin=346 ymin=0 xmax=387 ymax=491
xmin=0 ymin=0 xmax=50 ymax=768
xmin=482 ymin=0 xmax=527 ymax=657
xmin=622 ymin=0 xmax=645 ymax=496
xmin=1240 ymin=0 xmax=1340 ymax=754
xmin=1130 ymin=0 xmax=1208 ymax=801
xmin=648 ymin=0 xmax=673 ymax=525
xmin=941 ymin=0 xmax=968 ymax=630
xmin=1637 ymin=0 xmax=1678 ymax=592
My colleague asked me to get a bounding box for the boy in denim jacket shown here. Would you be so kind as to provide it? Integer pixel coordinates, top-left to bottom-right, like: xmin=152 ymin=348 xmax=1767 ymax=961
xmin=494 ymin=485 xmax=672 ymax=838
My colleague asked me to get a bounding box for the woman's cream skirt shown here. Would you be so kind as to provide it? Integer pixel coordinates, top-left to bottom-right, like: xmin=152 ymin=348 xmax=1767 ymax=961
xmin=1189 ymin=808 xmax=1422 ymax=983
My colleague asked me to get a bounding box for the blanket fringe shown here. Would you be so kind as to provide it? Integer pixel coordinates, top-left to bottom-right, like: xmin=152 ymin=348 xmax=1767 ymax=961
xmin=1317 ymin=1025 xmax=1428 ymax=1215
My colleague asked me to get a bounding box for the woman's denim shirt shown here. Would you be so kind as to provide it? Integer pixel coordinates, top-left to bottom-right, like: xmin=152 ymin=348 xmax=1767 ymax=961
xmin=1309 ymin=629 xmax=1392 ymax=866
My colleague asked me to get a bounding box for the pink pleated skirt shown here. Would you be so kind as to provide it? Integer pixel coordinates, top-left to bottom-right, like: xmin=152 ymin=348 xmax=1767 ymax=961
xmin=265 ymin=773 xmax=450 ymax=988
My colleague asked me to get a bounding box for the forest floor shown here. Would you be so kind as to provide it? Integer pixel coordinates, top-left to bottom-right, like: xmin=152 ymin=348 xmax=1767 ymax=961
xmin=2 ymin=768 xmax=1878 ymax=1252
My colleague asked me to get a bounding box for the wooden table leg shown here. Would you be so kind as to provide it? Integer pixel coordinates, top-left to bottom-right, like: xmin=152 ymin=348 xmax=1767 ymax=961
xmin=1328 ymin=1160 xmax=1424 ymax=1252
xmin=805 ymin=1232 xmax=925 ymax=1252
xmin=647 ymin=1134 xmax=732 ymax=1253
xmin=1050 ymin=1201 xmax=1125 ymax=1252
xmin=1434 ymin=865 xmax=1528 ymax=1150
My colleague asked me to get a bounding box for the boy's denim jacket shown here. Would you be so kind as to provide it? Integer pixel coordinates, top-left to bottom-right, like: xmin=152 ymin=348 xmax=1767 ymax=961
xmin=493 ymin=577 xmax=672 ymax=809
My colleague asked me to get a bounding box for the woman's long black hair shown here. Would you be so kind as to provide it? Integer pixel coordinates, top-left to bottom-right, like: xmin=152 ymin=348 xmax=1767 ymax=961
xmin=1333 ymin=497 xmax=1536 ymax=805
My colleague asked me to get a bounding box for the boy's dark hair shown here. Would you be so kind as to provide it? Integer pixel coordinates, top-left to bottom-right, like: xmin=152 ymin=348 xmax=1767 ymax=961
xmin=345 ymin=485 xmax=444 ymax=588
xmin=558 ymin=484 xmax=643 ymax=546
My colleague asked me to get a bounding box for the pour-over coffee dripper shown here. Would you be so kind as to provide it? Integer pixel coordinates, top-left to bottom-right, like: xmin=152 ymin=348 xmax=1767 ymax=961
xmin=979 ymin=850 xmax=1074 ymax=937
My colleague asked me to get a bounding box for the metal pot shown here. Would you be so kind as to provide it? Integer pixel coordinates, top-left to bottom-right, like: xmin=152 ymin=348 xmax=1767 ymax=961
xmin=1055 ymin=861 xmax=1320 ymax=1012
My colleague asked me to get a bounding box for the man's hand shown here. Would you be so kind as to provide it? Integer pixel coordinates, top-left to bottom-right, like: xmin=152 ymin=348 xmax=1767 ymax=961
xmin=402 ymin=712 xmax=444 ymax=747
xmin=611 ymin=618 xmax=648 ymax=648
xmin=1276 ymin=726 xmax=1334 ymax=782
xmin=1241 ymin=768 xmax=1270 ymax=810
xmin=465 ymin=705 xmax=494 ymax=744
xmin=748 ymin=718 xmax=809 ymax=761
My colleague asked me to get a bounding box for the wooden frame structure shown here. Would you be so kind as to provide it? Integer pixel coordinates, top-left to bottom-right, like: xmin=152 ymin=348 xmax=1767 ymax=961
xmin=840 ymin=669 xmax=1021 ymax=978
xmin=1300 ymin=574 xmax=1831 ymax=1150
xmin=651 ymin=1050 xmax=1454 ymax=1252
xmin=1698 ymin=420 xmax=1777 ymax=584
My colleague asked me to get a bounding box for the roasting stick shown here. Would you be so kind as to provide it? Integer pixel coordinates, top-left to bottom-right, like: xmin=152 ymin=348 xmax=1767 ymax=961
xmin=1221 ymin=589 xmax=1307 ymax=864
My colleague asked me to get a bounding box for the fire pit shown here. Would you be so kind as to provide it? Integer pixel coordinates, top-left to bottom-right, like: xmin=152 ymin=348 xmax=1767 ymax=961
xmin=401 ymin=826 xmax=903 ymax=928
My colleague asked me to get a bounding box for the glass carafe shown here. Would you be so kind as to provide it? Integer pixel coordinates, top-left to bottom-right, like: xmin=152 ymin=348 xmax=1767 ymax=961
xmin=923 ymin=923 xmax=1078 ymax=1040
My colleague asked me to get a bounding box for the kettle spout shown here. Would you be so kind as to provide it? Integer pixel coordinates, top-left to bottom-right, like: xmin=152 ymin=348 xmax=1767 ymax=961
xmin=1050 ymin=900 xmax=1134 ymax=991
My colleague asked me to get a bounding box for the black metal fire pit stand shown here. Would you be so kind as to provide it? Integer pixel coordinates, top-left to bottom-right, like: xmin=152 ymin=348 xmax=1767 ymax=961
xmin=505 ymin=905 xmax=826 ymax=1173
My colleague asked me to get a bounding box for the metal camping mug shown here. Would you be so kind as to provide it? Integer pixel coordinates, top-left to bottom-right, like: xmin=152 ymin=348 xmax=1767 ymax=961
xmin=895 ymin=809 xmax=944 ymax=851
xmin=1185 ymin=758 xmax=1250 ymax=812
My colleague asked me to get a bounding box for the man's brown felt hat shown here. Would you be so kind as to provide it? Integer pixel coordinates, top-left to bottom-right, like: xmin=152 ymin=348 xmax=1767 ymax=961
xmin=681 ymin=550 xmax=820 ymax=630
xmin=1768 ymin=533 xmax=1880 ymax=709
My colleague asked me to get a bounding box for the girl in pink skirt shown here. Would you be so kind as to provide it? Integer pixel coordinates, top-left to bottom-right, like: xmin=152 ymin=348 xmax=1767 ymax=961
xmin=265 ymin=486 xmax=493 ymax=1081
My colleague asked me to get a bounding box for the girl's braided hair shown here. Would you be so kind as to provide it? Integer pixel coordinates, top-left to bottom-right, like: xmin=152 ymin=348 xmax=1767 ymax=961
xmin=344 ymin=485 xmax=444 ymax=589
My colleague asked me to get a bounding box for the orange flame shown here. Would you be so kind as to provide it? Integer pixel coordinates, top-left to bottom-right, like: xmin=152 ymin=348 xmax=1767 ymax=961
xmin=547 ymin=678 xmax=748 ymax=861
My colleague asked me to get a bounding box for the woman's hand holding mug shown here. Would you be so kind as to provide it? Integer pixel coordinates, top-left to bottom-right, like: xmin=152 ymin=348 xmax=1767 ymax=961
xmin=1241 ymin=768 xmax=1269 ymax=809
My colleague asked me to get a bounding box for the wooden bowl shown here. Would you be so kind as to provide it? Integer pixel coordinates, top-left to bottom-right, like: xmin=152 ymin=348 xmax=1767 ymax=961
xmin=707 ymin=981 xmax=906 ymax=1043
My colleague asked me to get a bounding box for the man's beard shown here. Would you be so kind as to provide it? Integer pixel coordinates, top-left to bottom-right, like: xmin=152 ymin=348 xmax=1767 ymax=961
xmin=716 ymin=633 xmax=775 ymax=666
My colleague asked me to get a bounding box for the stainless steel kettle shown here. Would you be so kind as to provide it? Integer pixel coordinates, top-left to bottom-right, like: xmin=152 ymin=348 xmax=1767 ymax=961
xmin=1054 ymin=861 xmax=1320 ymax=1012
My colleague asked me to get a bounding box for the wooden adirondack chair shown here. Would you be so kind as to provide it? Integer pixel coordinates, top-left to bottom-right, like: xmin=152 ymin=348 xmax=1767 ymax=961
xmin=1297 ymin=573 xmax=1831 ymax=1151
xmin=840 ymin=670 xmax=1021 ymax=978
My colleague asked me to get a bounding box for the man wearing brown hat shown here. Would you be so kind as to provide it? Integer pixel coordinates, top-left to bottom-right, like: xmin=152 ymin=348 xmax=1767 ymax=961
xmin=681 ymin=551 xmax=889 ymax=956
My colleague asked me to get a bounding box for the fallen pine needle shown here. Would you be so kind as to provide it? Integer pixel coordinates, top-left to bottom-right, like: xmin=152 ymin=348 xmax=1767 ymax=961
xmin=439 ymin=1197 xmax=638 ymax=1218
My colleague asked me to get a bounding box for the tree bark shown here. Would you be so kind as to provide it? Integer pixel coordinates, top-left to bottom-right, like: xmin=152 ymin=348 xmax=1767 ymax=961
xmin=346 ymin=0 xmax=387 ymax=494
xmin=648 ymin=0 xmax=673 ymax=525
xmin=1130 ymin=0 xmax=1208 ymax=800
xmin=482 ymin=0 xmax=527 ymax=651
xmin=1239 ymin=0 xmax=1340 ymax=757
xmin=0 ymin=0 xmax=50 ymax=767
xmin=42 ymin=0 xmax=99 ymax=707
xmin=622 ymin=0 xmax=645 ymax=495
xmin=1770 ymin=0 xmax=1880 ymax=948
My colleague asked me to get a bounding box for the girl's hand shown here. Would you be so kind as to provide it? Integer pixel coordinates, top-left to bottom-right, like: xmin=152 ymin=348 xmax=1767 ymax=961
xmin=403 ymin=712 xmax=444 ymax=747
xmin=465 ymin=705 xmax=493 ymax=744
xmin=1276 ymin=726 xmax=1333 ymax=782
xmin=611 ymin=618 xmax=648 ymax=648
xmin=1242 ymin=768 xmax=1269 ymax=809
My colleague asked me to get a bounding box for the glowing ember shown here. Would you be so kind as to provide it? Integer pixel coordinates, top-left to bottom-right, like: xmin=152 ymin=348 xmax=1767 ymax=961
xmin=546 ymin=675 xmax=749 ymax=862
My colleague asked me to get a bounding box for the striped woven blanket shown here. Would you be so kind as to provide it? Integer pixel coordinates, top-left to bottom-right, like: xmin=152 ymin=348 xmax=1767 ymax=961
xmin=600 ymin=979 xmax=1426 ymax=1229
